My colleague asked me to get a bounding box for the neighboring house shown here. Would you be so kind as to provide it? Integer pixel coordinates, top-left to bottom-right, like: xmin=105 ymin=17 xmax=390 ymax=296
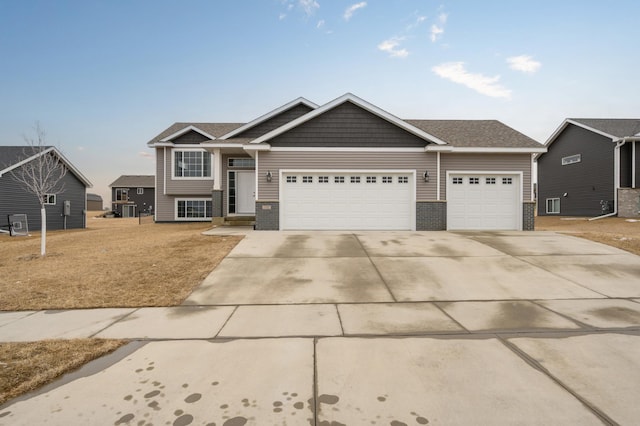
xmin=537 ymin=119 xmax=640 ymax=218
xmin=147 ymin=93 xmax=545 ymax=231
xmin=109 ymin=175 xmax=155 ymax=217
xmin=0 ymin=146 xmax=92 ymax=231
xmin=87 ymin=193 xmax=103 ymax=211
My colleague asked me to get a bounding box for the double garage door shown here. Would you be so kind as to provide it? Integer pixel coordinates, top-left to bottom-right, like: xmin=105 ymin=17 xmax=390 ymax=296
xmin=281 ymin=171 xmax=413 ymax=230
xmin=280 ymin=171 xmax=521 ymax=231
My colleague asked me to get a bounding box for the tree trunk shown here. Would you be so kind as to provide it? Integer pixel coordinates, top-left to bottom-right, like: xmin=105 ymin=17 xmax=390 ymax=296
xmin=41 ymin=207 xmax=46 ymax=256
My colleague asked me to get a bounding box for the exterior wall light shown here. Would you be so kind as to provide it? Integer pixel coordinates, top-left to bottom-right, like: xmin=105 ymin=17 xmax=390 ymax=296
xmin=266 ymin=171 xmax=273 ymax=182
xmin=423 ymin=170 xmax=430 ymax=182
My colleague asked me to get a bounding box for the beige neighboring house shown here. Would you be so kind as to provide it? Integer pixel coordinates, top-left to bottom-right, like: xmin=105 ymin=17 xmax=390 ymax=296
xmin=146 ymin=93 xmax=546 ymax=231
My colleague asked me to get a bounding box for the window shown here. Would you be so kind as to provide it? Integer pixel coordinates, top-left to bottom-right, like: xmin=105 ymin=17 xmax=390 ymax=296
xmin=486 ymin=177 xmax=496 ymax=185
xmin=350 ymin=176 xmax=361 ymax=183
xmin=318 ymin=176 xmax=329 ymax=183
xmin=174 ymin=150 xmax=211 ymax=178
xmin=562 ymin=154 xmax=581 ymax=166
xmin=43 ymin=194 xmax=56 ymax=205
xmin=502 ymin=177 xmax=513 ymax=185
xmin=366 ymin=176 xmax=377 ymax=183
xmin=286 ymin=176 xmax=297 ymax=183
xmin=177 ymin=200 xmax=212 ymax=219
xmin=469 ymin=177 xmax=480 ymax=185
xmin=398 ymin=176 xmax=409 ymax=184
xmin=452 ymin=177 xmax=463 ymax=184
xmin=382 ymin=176 xmax=392 ymax=183
xmin=546 ymin=198 xmax=560 ymax=214
xmin=228 ymin=158 xmax=255 ymax=168
xmin=334 ymin=176 xmax=345 ymax=183
xmin=137 ymin=188 xmax=144 ymax=195
xmin=302 ymin=176 xmax=313 ymax=183
xmin=115 ymin=188 xmax=128 ymax=201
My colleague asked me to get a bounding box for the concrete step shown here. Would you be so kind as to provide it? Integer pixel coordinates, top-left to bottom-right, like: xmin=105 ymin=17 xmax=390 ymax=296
xmin=223 ymin=216 xmax=255 ymax=227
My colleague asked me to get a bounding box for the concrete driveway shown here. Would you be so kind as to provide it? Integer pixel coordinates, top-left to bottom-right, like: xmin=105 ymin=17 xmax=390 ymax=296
xmin=2 ymin=230 xmax=640 ymax=425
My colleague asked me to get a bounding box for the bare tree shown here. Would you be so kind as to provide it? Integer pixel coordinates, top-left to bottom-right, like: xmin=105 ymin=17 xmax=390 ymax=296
xmin=11 ymin=123 xmax=66 ymax=256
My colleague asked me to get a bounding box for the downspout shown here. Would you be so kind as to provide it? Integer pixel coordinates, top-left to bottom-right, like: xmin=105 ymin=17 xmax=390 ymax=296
xmin=590 ymin=136 xmax=640 ymax=220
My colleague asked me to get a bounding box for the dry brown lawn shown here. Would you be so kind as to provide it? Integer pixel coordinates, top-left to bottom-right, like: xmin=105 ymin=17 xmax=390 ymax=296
xmin=0 ymin=339 xmax=126 ymax=405
xmin=535 ymin=216 xmax=640 ymax=256
xmin=0 ymin=213 xmax=242 ymax=311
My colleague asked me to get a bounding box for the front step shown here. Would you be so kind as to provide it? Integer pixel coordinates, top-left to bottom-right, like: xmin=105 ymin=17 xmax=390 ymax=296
xmin=223 ymin=216 xmax=256 ymax=227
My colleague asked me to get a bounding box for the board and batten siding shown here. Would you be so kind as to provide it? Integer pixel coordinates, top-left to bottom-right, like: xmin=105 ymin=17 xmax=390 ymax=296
xmin=235 ymin=104 xmax=315 ymax=139
xmin=256 ymin=151 xmax=437 ymax=201
xmin=440 ymin=153 xmax=532 ymax=200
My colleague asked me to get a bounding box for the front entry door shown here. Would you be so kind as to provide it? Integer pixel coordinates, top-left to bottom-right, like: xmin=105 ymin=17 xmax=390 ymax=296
xmin=236 ymin=171 xmax=256 ymax=214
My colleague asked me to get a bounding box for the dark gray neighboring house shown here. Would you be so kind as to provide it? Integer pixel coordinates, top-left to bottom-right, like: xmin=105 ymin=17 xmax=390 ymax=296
xmin=0 ymin=146 xmax=92 ymax=231
xmin=147 ymin=93 xmax=546 ymax=231
xmin=537 ymin=119 xmax=640 ymax=218
xmin=109 ymin=175 xmax=155 ymax=217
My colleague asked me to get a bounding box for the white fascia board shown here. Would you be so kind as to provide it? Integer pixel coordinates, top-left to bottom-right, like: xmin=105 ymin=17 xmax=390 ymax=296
xmin=0 ymin=149 xmax=50 ymax=176
xmin=425 ymin=146 xmax=454 ymax=152
xmin=250 ymin=93 xmax=448 ymax=146
xmin=270 ymin=147 xmax=425 ymax=152
xmin=219 ymin=97 xmax=319 ymax=140
xmin=430 ymin=146 xmax=546 ymax=153
xmin=242 ymin=143 xmax=271 ymax=151
xmin=159 ymin=125 xmax=217 ymax=142
xmin=544 ymin=119 xmax=616 ymax=149
xmin=149 ymin=142 xmax=175 ymax=147
xmin=200 ymin=142 xmax=248 ymax=149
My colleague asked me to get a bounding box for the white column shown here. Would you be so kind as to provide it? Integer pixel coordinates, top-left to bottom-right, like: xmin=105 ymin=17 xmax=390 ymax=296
xmin=213 ymin=148 xmax=222 ymax=190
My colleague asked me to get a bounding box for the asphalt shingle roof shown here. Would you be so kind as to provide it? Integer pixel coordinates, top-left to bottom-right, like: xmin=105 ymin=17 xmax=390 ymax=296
xmin=147 ymin=123 xmax=244 ymax=145
xmin=569 ymin=119 xmax=640 ymax=139
xmin=109 ymin=175 xmax=155 ymax=188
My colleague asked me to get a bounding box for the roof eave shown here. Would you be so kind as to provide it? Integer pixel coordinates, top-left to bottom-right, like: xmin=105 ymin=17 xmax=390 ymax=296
xmin=159 ymin=125 xmax=217 ymax=143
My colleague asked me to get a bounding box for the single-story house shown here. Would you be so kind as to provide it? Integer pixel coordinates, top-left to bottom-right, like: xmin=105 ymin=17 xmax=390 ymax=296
xmin=537 ymin=119 xmax=640 ymax=217
xmin=109 ymin=175 xmax=155 ymax=217
xmin=0 ymin=146 xmax=92 ymax=231
xmin=87 ymin=193 xmax=104 ymax=211
xmin=147 ymin=93 xmax=545 ymax=231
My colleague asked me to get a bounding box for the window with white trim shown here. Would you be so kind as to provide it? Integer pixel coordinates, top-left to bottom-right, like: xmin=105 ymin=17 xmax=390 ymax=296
xmin=43 ymin=194 xmax=56 ymax=205
xmin=286 ymin=176 xmax=297 ymax=183
xmin=137 ymin=188 xmax=144 ymax=195
xmin=228 ymin=158 xmax=255 ymax=168
xmin=398 ymin=176 xmax=409 ymax=183
xmin=115 ymin=188 xmax=128 ymax=201
xmin=562 ymin=154 xmax=581 ymax=166
xmin=318 ymin=176 xmax=329 ymax=183
xmin=546 ymin=198 xmax=560 ymax=214
xmin=302 ymin=176 xmax=313 ymax=183
xmin=334 ymin=176 xmax=345 ymax=183
xmin=350 ymin=176 xmax=361 ymax=183
xmin=177 ymin=199 xmax=212 ymax=219
xmin=174 ymin=150 xmax=211 ymax=178
xmin=452 ymin=177 xmax=463 ymax=184
xmin=502 ymin=177 xmax=513 ymax=185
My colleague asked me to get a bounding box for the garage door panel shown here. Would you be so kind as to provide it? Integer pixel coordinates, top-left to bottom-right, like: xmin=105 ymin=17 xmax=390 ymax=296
xmin=281 ymin=172 xmax=413 ymax=230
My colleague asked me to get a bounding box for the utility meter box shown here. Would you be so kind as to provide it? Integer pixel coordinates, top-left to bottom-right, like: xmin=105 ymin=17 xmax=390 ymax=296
xmin=63 ymin=200 xmax=71 ymax=216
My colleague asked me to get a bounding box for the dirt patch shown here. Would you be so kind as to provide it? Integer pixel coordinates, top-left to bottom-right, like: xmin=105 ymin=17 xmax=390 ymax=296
xmin=0 ymin=213 xmax=242 ymax=310
xmin=0 ymin=339 xmax=126 ymax=405
xmin=535 ymin=216 xmax=640 ymax=256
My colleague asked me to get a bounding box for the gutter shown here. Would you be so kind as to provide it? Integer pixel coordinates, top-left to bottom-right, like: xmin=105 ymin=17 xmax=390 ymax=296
xmin=589 ymin=135 xmax=640 ymax=221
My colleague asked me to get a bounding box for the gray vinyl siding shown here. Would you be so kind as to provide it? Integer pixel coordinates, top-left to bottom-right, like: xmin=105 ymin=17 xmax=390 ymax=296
xmin=256 ymin=151 xmax=437 ymax=201
xmin=440 ymin=153 xmax=532 ymax=200
xmin=537 ymin=124 xmax=614 ymax=216
xmin=163 ymin=147 xmax=214 ymax=195
xmin=233 ymin=104 xmax=314 ymax=139
xmin=0 ymin=166 xmax=86 ymax=231
xmin=269 ymin=101 xmax=428 ymax=148
xmin=110 ymin=187 xmax=155 ymax=216
xmin=155 ymin=148 xmax=174 ymax=221
xmin=172 ymin=130 xmax=211 ymax=144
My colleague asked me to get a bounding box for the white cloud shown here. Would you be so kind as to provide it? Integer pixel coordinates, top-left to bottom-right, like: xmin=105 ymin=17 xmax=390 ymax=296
xmin=432 ymin=62 xmax=512 ymax=99
xmin=438 ymin=12 xmax=448 ymax=23
xmin=299 ymin=0 xmax=319 ymax=17
xmin=430 ymin=11 xmax=448 ymax=42
xmin=507 ymin=55 xmax=541 ymax=74
xmin=406 ymin=14 xmax=426 ymax=31
xmin=344 ymin=2 xmax=366 ymax=21
xmin=378 ymin=37 xmax=409 ymax=58
xmin=138 ymin=151 xmax=153 ymax=159
xmin=279 ymin=13 xmax=287 ymax=20
xmin=316 ymin=19 xmax=325 ymax=29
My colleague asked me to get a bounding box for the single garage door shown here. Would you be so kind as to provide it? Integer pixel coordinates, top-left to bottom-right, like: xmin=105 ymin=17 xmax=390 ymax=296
xmin=447 ymin=174 xmax=521 ymax=230
xmin=281 ymin=171 xmax=414 ymax=230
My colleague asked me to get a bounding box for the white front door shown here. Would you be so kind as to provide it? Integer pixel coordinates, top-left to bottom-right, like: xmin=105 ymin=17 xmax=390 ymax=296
xmin=236 ymin=171 xmax=256 ymax=214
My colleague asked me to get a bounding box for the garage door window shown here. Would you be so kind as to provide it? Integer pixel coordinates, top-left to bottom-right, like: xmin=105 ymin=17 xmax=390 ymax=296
xmin=546 ymin=198 xmax=560 ymax=214
xmin=382 ymin=176 xmax=393 ymax=183
xmin=334 ymin=176 xmax=345 ymax=183
xmin=319 ymin=176 xmax=329 ymax=183
xmin=350 ymin=176 xmax=360 ymax=183
xmin=502 ymin=177 xmax=513 ymax=184
xmin=286 ymin=176 xmax=297 ymax=183
xmin=452 ymin=177 xmax=463 ymax=184
xmin=399 ymin=176 xmax=408 ymax=183
xmin=469 ymin=177 xmax=480 ymax=184
xmin=366 ymin=176 xmax=377 ymax=183
xmin=486 ymin=177 xmax=496 ymax=184
xmin=303 ymin=176 xmax=313 ymax=183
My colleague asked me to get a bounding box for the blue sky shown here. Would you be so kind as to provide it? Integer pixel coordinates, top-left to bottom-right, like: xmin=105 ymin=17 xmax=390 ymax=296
xmin=1 ymin=1 xmax=639 ymax=205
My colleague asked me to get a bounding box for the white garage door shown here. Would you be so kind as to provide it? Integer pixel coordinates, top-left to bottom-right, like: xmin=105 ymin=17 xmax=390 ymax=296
xmin=281 ymin=171 xmax=414 ymax=230
xmin=447 ymin=174 xmax=521 ymax=230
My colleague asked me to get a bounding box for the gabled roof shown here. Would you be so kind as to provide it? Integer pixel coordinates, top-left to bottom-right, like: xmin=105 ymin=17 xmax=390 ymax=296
xmin=407 ymin=120 xmax=543 ymax=149
xmin=220 ymin=97 xmax=318 ymax=140
xmin=249 ymin=93 xmax=448 ymax=146
xmin=147 ymin=123 xmax=243 ymax=146
xmin=109 ymin=175 xmax=155 ymax=188
xmin=0 ymin=145 xmax=92 ymax=187
xmin=544 ymin=118 xmax=640 ymax=147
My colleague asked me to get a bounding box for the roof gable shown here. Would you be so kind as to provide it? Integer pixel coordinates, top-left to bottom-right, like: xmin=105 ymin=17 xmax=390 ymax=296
xmin=250 ymin=93 xmax=448 ymax=146
xmin=147 ymin=123 xmax=243 ymax=146
xmin=221 ymin=97 xmax=318 ymax=140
